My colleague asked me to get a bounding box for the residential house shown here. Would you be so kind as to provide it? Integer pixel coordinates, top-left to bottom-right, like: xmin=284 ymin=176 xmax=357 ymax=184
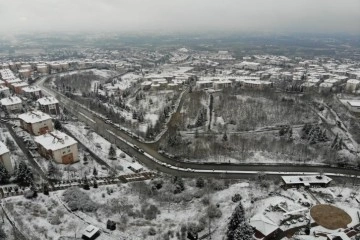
xmin=18 ymin=111 xmax=54 ymax=136
xmin=0 ymin=141 xmax=13 ymax=174
xmin=37 ymin=96 xmax=60 ymax=115
xmin=34 ymin=131 xmax=78 ymax=164
xmin=0 ymin=96 xmax=23 ymax=113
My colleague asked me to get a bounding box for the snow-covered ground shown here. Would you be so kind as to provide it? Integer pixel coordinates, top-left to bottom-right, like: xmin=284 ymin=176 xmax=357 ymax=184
xmin=64 ymin=121 xmax=147 ymax=175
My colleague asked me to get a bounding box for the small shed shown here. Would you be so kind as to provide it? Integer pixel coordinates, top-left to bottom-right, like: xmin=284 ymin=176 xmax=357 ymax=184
xmin=82 ymin=225 xmax=100 ymax=240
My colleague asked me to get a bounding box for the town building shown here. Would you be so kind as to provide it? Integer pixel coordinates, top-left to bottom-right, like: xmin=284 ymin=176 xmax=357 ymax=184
xmin=12 ymin=82 xmax=29 ymax=94
xmin=37 ymin=96 xmax=60 ymax=115
xmin=250 ymin=214 xmax=282 ymax=240
xmin=345 ymin=79 xmax=360 ymax=93
xmin=0 ymin=86 xmax=10 ymax=98
xmin=18 ymin=111 xmax=54 ymax=136
xmin=82 ymin=225 xmax=100 ymax=240
xmin=0 ymin=141 xmax=13 ymax=174
xmin=5 ymin=78 xmax=22 ymax=88
xmin=196 ymin=80 xmax=214 ymax=89
xmin=0 ymin=69 xmax=15 ymax=81
xmin=34 ymin=131 xmax=78 ymax=164
xmin=281 ymin=175 xmax=332 ymax=189
xmin=344 ymin=100 xmax=360 ymax=114
xmin=22 ymin=86 xmax=42 ymax=99
xmin=0 ymin=96 xmax=22 ymax=113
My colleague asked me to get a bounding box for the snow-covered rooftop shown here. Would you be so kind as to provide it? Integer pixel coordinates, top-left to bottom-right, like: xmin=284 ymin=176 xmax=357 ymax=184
xmin=34 ymin=131 xmax=77 ymax=151
xmin=37 ymin=96 xmax=58 ymax=105
xmin=281 ymin=175 xmax=332 ymax=185
xmin=82 ymin=225 xmax=100 ymax=238
xmin=346 ymin=100 xmax=360 ymax=107
xmin=18 ymin=111 xmax=52 ymax=123
xmin=22 ymin=86 xmax=41 ymax=93
xmin=250 ymin=214 xmax=279 ymax=236
xmin=0 ymin=141 xmax=9 ymax=155
xmin=0 ymin=96 xmax=22 ymax=106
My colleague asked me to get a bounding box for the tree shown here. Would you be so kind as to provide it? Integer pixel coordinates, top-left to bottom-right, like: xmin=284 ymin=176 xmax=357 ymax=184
xmin=196 ymin=177 xmax=205 ymax=188
xmin=108 ymin=145 xmax=116 ymax=158
xmin=5 ymin=137 xmax=15 ymax=151
xmin=16 ymin=162 xmax=33 ymax=186
xmin=93 ymin=167 xmax=98 ymax=177
xmin=54 ymin=119 xmax=62 ymax=130
xmin=222 ymin=132 xmax=228 ymax=142
xmin=226 ymin=202 xmax=253 ymax=240
xmin=0 ymin=165 xmax=10 ymax=184
xmin=47 ymin=161 xmax=57 ymax=177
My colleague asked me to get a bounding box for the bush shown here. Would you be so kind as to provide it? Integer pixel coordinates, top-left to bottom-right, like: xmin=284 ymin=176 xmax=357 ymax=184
xmin=201 ymin=196 xmax=210 ymax=205
xmin=196 ymin=177 xmax=205 ymax=188
xmin=148 ymin=227 xmax=156 ymax=236
xmin=24 ymin=189 xmax=36 ymax=199
xmin=232 ymin=194 xmax=242 ymax=202
xmin=207 ymin=204 xmax=222 ymax=219
xmin=63 ymin=187 xmax=98 ymax=212
xmin=144 ymin=205 xmax=160 ymax=220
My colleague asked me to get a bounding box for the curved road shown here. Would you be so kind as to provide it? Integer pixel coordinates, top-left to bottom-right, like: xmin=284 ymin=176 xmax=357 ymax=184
xmin=35 ymin=74 xmax=360 ymax=180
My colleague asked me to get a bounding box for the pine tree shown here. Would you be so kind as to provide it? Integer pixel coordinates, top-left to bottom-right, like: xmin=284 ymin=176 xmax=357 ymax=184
xmin=16 ymin=162 xmax=33 ymax=186
xmin=222 ymin=132 xmax=228 ymax=142
xmin=108 ymin=145 xmax=116 ymax=158
xmin=227 ymin=202 xmax=253 ymax=240
xmin=93 ymin=167 xmax=98 ymax=177
xmin=0 ymin=165 xmax=10 ymax=184
xmin=47 ymin=161 xmax=57 ymax=177
xmin=54 ymin=119 xmax=62 ymax=130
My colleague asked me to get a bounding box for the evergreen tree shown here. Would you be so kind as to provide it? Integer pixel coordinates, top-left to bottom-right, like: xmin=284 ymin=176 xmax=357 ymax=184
xmin=227 ymin=202 xmax=253 ymax=240
xmin=16 ymin=162 xmax=33 ymax=186
xmin=54 ymin=119 xmax=62 ymax=130
xmin=0 ymin=165 xmax=10 ymax=184
xmin=47 ymin=161 xmax=57 ymax=177
xmin=196 ymin=177 xmax=205 ymax=188
xmin=108 ymin=145 xmax=116 ymax=158
xmin=222 ymin=132 xmax=228 ymax=142
xmin=93 ymin=167 xmax=98 ymax=177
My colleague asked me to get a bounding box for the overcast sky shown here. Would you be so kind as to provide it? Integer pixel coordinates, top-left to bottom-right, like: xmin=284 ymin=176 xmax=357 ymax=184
xmin=0 ymin=0 xmax=359 ymax=34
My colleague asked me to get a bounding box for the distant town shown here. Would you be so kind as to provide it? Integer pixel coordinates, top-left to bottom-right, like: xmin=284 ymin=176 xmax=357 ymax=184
xmin=0 ymin=33 xmax=359 ymax=240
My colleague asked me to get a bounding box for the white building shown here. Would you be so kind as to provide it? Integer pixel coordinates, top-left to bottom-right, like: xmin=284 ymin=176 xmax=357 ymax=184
xmin=0 ymin=96 xmax=22 ymax=112
xmin=345 ymin=100 xmax=360 ymax=114
xmin=37 ymin=96 xmax=60 ymax=115
xmin=345 ymin=79 xmax=360 ymax=93
xmin=34 ymin=131 xmax=78 ymax=164
xmin=0 ymin=141 xmax=13 ymax=174
xmin=196 ymin=80 xmax=214 ymax=89
xmin=18 ymin=111 xmax=54 ymax=136
xmin=22 ymin=86 xmax=42 ymax=99
xmin=0 ymin=86 xmax=10 ymax=98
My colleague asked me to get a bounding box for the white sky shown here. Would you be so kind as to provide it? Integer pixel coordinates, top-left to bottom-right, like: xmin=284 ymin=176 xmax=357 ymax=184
xmin=0 ymin=0 xmax=359 ymax=34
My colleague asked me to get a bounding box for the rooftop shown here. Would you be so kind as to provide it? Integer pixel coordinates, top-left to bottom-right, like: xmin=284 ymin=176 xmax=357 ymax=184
xmin=37 ymin=96 xmax=59 ymax=105
xmin=0 ymin=96 xmax=22 ymax=105
xmin=22 ymin=86 xmax=41 ymax=93
xmin=18 ymin=111 xmax=52 ymax=124
xmin=82 ymin=225 xmax=100 ymax=238
xmin=281 ymin=175 xmax=332 ymax=185
xmin=0 ymin=141 xmax=9 ymax=155
xmin=34 ymin=131 xmax=77 ymax=151
xmin=347 ymin=100 xmax=360 ymax=107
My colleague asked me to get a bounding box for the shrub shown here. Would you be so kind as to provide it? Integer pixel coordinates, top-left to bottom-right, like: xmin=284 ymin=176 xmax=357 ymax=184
xmin=148 ymin=227 xmax=156 ymax=236
xmin=207 ymin=204 xmax=222 ymax=219
xmin=63 ymin=187 xmax=98 ymax=212
xmin=231 ymin=194 xmax=242 ymax=202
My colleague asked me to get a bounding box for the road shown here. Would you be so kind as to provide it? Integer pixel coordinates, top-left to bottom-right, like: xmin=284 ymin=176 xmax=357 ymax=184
xmin=34 ymin=74 xmax=360 ymax=180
